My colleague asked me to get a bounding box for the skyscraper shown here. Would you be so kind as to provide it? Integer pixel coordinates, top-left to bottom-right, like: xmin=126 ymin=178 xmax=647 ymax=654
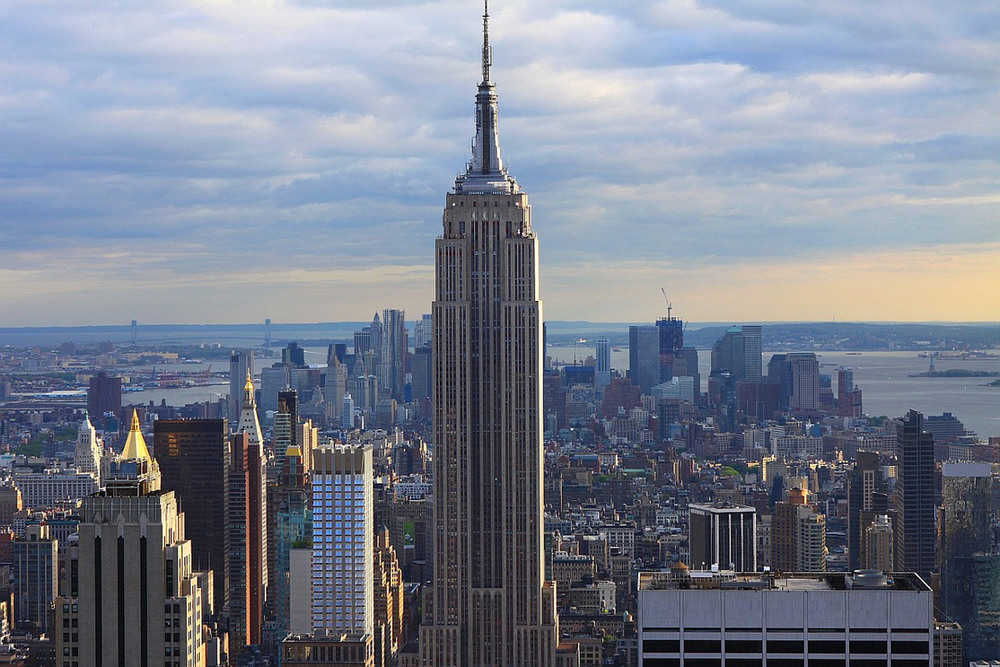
xmin=153 ymin=418 xmax=231 ymax=618
xmin=688 ymin=502 xmax=757 ymax=571
xmin=847 ymin=450 xmax=886 ymax=570
xmin=311 ymin=446 xmax=373 ymax=637
xmin=772 ymin=488 xmax=827 ymax=572
xmin=595 ymin=338 xmax=611 ymax=395
xmin=57 ymin=417 xmax=213 ymax=667
xmin=75 ymin=412 xmax=103 ymax=480
xmin=893 ymin=410 xmax=936 ymax=581
xmin=420 ymin=4 xmax=558 ymax=664
xmin=628 ymin=325 xmax=659 ymax=393
xmin=710 ymin=324 xmax=762 ymax=382
xmin=939 ymin=462 xmax=997 ymax=661
xmin=12 ymin=524 xmax=57 ymax=632
xmin=378 ymin=308 xmax=407 ymax=401
xmin=229 ymin=349 xmax=254 ymax=426
xmin=86 ymin=371 xmax=121 ymax=420
xmin=788 ymin=352 xmax=820 ymax=411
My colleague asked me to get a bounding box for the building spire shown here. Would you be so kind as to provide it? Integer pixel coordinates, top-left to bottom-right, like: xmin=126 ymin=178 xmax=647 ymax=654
xmin=482 ymin=0 xmax=492 ymax=84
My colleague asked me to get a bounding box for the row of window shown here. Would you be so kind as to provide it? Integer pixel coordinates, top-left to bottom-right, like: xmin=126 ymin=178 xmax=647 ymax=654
xmin=644 ymin=660 xmax=929 ymax=667
xmin=643 ymin=639 xmax=928 ymax=654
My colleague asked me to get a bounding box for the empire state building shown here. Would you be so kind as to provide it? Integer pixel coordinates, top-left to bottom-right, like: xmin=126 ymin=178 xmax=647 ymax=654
xmin=419 ymin=3 xmax=559 ymax=665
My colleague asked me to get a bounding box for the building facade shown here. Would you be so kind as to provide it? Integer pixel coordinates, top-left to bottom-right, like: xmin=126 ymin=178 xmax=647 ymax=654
xmin=637 ymin=569 xmax=934 ymax=666
xmin=419 ymin=5 xmax=559 ymax=664
xmin=688 ymin=503 xmax=756 ymax=572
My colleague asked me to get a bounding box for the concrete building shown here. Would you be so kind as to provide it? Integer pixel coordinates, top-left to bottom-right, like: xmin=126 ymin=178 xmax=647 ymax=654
xmin=56 ymin=414 xmax=211 ymax=667
xmin=773 ymin=488 xmax=827 ymax=572
xmin=847 ymin=451 xmax=886 ymax=571
xmin=629 ymin=326 xmax=660 ymax=394
xmin=638 ymin=569 xmax=934 ymax=666
xmin=864 ymin=514 xmax=894 ymax=572
xmin=74 ymin=413 xmax=103 ymax=481
xmin=282 ymin=633 xmax=374 ymax=667
xmin=419 ymin=5 xmax=559 ymax=664
xmin=788 ymin=352 xmax=820 ymax=412
xmin=260 ymin=364 xmax=290 ymax=414
xmin=12 ymin=524 xmax=57 ymax=631
xmin=228 ymin=430 xmax=266 ymax=649
xmin=688 ymin=503 xmax=756 ymax=572
xmin=229 ymin=349 xmax=254 ymax=426
xmin=14 ymin=469 xmax=99 ymax=509
xmin=373 ymin=527 xmax=404 ymax=667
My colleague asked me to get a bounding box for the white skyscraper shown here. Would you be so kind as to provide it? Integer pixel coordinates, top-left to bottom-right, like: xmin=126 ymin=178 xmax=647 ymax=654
xmin=595 ymin=337 xmax=611 ymax=395
xmin=310 ymin=446 xmax=373 ymax=637
xmin=74 ymin=413 xmax=103 ymax=480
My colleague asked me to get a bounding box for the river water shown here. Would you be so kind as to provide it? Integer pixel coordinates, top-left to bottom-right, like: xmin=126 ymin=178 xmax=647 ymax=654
xmin=548 ymin=346 xmax=1000 ymax=439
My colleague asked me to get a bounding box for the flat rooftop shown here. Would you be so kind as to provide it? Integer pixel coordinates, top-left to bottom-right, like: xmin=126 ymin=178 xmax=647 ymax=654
xmin=639 ymin=570 xmax=931 ymax=593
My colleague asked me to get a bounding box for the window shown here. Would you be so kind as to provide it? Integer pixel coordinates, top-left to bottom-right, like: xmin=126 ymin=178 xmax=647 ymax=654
xmin=766 ymin=640 xmax=803 ymax=653
xmin=725 ymin=640 xmax=762 ymax=653
xmin=642 ymin=640 xmax=679 ymax=653
xmin=851 ymin=640 xmax=887 ymax=654
xmin=684 ymin=639 xmax=720 ymax=653
xmin=808 ymin=640 xmax=845 ymax=653
xmin=890 ymin=641 xmax=928 ymax=654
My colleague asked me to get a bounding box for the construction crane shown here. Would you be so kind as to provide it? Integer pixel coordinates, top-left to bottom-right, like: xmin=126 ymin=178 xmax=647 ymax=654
xmin=661 ymin=287 xmax=673 ymax=321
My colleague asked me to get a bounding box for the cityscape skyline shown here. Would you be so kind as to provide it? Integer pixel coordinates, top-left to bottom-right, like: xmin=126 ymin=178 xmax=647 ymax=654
xmin=3 ymin=1 xmax=999 ymax=325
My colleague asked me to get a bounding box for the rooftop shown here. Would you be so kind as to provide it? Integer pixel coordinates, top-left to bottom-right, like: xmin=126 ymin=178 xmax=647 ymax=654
xmin=638 ymin=570 xmax=932 ymax=593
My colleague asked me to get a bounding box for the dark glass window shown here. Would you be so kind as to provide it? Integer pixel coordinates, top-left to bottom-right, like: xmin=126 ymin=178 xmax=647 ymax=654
xmin=850 ymin=640 xmax=888 ymax=654
xmin=766 ymin=640 xmax=804 ymax=653
xmin=641 ymin=640 xmax=679 ymax=653
xmin=725 ymin=640 xmax=762 ymax=653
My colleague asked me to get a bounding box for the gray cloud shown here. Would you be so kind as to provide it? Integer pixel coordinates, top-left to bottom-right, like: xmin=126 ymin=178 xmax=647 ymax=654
xmin=1 ymin=0 xmax=998 ymax=324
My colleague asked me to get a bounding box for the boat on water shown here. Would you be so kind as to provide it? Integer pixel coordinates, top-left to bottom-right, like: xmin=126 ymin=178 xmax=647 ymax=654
xmin=845 ymin=352 xmax=862 ymax=356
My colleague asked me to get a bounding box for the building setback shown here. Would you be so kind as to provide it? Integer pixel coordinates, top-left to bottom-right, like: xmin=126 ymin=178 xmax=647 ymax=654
xmin=419 ymin=4 xmax=559 ymax=664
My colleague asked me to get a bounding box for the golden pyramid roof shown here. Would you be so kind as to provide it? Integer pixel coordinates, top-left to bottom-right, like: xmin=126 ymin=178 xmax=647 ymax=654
xmin=285 ymin=445 xmax=302 ymax=458
xmin=121 ymin=409 xmax=152 ymax=462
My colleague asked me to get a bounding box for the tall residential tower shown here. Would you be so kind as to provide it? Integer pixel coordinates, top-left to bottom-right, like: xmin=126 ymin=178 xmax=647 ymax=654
xmin=420 ymin=4 xmax=559 ymax=664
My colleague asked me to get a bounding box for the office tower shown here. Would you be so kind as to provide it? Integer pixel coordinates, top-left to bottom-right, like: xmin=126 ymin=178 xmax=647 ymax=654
xmin=328 ymin=343 xmax=347 ymax=366
xmin=688 ymin=502 xmax=757 ymax=571
xmin=420 ymin=6 xmax=559 ymax=664
xmin=414 ymin=313 xmax=433 ymax=349
xmin=86 ymin=372 xmax=121 ymax=419
xmin=865 ymin=514 xmax=894 ymax=571
xmin=787 ymin=352 xmax=820 ymax=411
xmin=924 ymin=412 xmax=967 ymax=444
xmin=130 ymin=319 xmax=137 ymax=344
xmin=765 ymin=353 xmax=793 ymax=409
xmin=637 ymin=570 xmax=934 ymax=666
xmin=283 ymin=342 xmax=306 ymax=368
xmin=342 ymin=394 xmax=355 ymax=429
xmin=410 ymin=344 xmax=432 ymax=402
xmin=234 ymin=371 xmax=269 ymax=618
xmin=939 ymin=462 xmax=997 ymax=661
xmin=153 ymin=418 xmax=230 ymax=617
xmin=229 ymin=429 xmax=266 ymax=649
xmin=311 ymin=446 xmax=373 ymax=636
xmin=847 ymin=451 xmax=884 ymax=570
xmin=595 ymin=338 xmax=611 ymax=395
xmin=265 ymin=317 xmax=272 ymax=347
xmin=837 ymin=367 xmax=863 ymax=418
xmin=57 ymin=426 xmax=212 ymax=667
xmin=74 ymin=413 xmax=103 ymax=480
xmin=378 ymin=309 xmax=406 ymax=401
xmin=274 ymin=390 xmax=298 ymax=473
xmin=12 ymin=524 xmax=57 ymax=631
xmin=373 ymin=527 xmax=404 ymax=667
xmin=710 ymin=325 xmax=762 ymax=383
xmin=272 ymin=442 xmax=312 ymax=649
xmin=14 ymin=467 xmax=99 ymax=508
xmin=711 ymin=327 xmax=743 ymax=378
xmin=260 ymin=363 xmax=290 ymax=414
xmin=893 ymin=410 xmax=935 ymax=581
xmin=0 ymin=486 xmax=22 ymax=526
xmin=674 ymin=346 xmax=700 ymax=398
xmin=229 ymin=349 xmax=254 ymax=426
xmin=326 ymin=355 xmax=347 ymax=422
xmin=354 ymin=328 xmax=373 ymax=357
xmin=629 ymin=325 xmax=660 ymax=393
xmin=773 ymin=488 xmax=827 ymax=572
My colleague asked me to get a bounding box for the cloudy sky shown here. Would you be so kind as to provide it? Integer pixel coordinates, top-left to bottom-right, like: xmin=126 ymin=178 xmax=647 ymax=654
xmin=2 ymin=0 xmax=999 ymax=326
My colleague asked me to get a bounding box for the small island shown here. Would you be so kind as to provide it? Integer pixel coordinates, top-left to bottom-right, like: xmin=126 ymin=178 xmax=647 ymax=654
xmin=910 ymin=369 xmax=1000 ymax=378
